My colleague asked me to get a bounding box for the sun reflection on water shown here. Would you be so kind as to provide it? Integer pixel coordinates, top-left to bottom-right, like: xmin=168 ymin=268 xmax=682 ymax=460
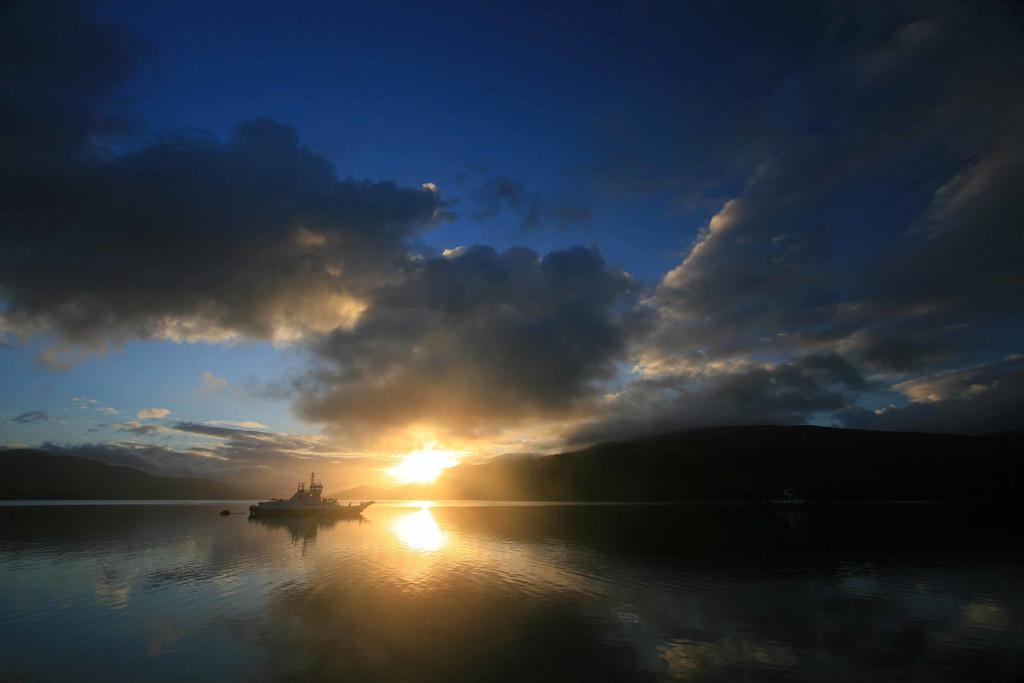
xmin=392 ymin=505 xmax=447 ymax=552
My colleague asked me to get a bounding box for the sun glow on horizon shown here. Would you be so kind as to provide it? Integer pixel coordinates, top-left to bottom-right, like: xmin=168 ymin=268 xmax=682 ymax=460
xmin=388 ymin=442 xmax=461 ymax=484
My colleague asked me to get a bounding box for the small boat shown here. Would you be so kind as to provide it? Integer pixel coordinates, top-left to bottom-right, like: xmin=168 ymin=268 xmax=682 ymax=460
xmin=249 ymin=473 xmax=374 ymax=518
xmin=767 ymin=487 xmax=811 ymax=505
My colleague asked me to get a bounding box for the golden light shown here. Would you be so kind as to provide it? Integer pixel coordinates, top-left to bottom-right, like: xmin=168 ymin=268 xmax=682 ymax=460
xmin=388 ymin=442 xmax=461 ymax=484
xmin=392 ymin=506 xmax=446 ymax=551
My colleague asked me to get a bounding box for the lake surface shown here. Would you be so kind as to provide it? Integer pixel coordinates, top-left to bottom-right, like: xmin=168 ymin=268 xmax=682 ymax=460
xmin=1 ymin=502 xmax=1022 ymax=682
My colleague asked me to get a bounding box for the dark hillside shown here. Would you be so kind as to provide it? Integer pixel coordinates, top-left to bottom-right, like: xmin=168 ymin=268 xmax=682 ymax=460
xmin=0 ymin=449 xmax=251 ymax=500
xmin=340 ymin=426 xmax=1024 ymax=502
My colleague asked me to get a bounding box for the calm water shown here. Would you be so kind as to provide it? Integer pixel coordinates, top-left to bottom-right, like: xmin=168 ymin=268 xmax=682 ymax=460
xmin=1 ymin=502 xmax=1023 ymax=682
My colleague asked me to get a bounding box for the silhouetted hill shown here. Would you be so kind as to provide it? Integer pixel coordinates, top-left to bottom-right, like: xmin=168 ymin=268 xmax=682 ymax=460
xmin=0 ymin=449 xmax=252 ymax=499
xmin=339 ymin=426 xmax=1024 ymax=502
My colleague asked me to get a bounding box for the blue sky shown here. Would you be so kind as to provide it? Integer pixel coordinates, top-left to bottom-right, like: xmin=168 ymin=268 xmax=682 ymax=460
xmin=140 ymin=9 xmax=807 ymax=298
xmin=1 ymin=0 xmax=1021 ymax=488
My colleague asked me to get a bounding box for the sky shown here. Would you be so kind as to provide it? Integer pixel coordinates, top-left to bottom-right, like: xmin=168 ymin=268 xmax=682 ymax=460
xmin=1 ymin=0 xmax=1022 ymax=491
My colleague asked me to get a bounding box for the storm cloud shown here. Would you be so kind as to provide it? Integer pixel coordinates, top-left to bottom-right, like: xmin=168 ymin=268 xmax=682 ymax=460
xmin=0 ymin=2 xmax=446 ymax=357
xmin=0 ymin=118 xmax=446 ymax=350
xmin=295 ymin=244 xmax=634 ymax=444
xmin=603 ymin=0 xmax=1024 ymax=438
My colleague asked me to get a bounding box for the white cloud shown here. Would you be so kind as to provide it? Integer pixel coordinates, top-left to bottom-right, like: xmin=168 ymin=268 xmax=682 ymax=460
xmin=206 ymin=420 xmax=268 ymax=430
xmin=137 ymin=408 xmax=170 ymax=420
xmin=73 ymin=397 xmax=120 ymax=415
xmin=200 ymin=371 xmax=228 ymax=397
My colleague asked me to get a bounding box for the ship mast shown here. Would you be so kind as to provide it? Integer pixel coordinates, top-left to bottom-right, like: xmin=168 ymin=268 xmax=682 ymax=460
xmin=309 ymin=472 xmax=323 ymax=500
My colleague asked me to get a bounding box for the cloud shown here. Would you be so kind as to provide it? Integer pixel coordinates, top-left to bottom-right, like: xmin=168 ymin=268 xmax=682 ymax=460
xmin=173 ymin=422 xmax=267 ymax=439
xmin=170 ymin=422 xmax=354 ymax=463
xmin=199 ymin=371 xmax=228 ymax=397
xmin=570 ymin=354 xmax=866 ymax=445
xmin=1 ymin=119 xmax=447 ymax=351
xmin=0 ymin=0 xmax=151 ymax=173
xmin=73 ymin=399 xmax=120 ymax=416
xmin=293 ymin=244 xmax=634 ymax=445
xmin=837 ymin=329 xmax=951 ymax=374
xmin=206 ymin=420 xmax=268 ymax=430
xmin=603 ymin=1 xmax=1024 ymax=438
xmin=470 ymin=176 xmax=590 ymax=232
xmin=0 ymin=2 xmax=449 ymax=356
xmin=116 ymin=421 xmax=164 ymax=435
xmin=835 ymin=358 xmax=1024 ymax=434
xmin=2 ymin=410 xmax=49 ymax=425
xmin=171 ymin=421 xmax=371 ymax=488
xmin=137 ymin=408 xmax=170 ymax=420
xmin=877 ymin=134 xmax=1024 ymax=322
xmin=648 ymin=4 xmax=1018 ymax=339
xmin=3 ymin=0 xmax=1023 ymax=456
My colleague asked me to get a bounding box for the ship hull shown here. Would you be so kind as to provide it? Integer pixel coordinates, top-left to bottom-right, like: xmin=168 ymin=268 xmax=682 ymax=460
xmin=248 ymin=504 xmax=372 ymax=518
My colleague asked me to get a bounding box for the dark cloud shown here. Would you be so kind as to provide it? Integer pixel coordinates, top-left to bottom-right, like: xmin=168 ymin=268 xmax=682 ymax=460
xmin=471 ymin=176 xmax=527 ymax=220
xmin=470 ymin=176 xmax=590 ymax=232
xmin=294 ymin=245 xmax=633 ymax=443
xmin=876 ymin=133 xmax=1024 ymax=321
xmin=570 ymin=354 xmax=865 ymax=445
xmin=115 ymin=422 xmax=163 ymax=435
xmin=170 ymin=421 xmax=343 ymax=461
xmin=0 ymin=2 xmax=448 ymax=357
xmin=835 ymin=358 xmax=1024 ymax=434
xmin=1 ymin=118 xmax=447 ymax=349
xmin=3 ymin=410 xmax=49 ymax=425
xmin=612 ymin=1 xmax=1024 ymax=438
xmin=0 ymin=0 xmax=151 ymax=173
xmin=845 ymin=329 xmax=951 ymax=374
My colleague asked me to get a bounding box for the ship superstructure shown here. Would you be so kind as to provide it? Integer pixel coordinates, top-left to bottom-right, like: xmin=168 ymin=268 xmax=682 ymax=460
xmin=249 ymin=473 xmax=374 ymax=518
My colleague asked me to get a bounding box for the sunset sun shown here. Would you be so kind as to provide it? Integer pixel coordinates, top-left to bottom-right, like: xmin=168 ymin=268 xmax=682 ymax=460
xmin=388 ymin=443 xmax=461 ymax=484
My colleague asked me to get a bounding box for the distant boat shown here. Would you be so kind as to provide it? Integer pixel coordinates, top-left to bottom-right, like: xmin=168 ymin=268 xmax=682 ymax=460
xmin=249 ymin=473 xmax=374 ymax=518
xmin=769 ymin=487 xmax=810 ymax=505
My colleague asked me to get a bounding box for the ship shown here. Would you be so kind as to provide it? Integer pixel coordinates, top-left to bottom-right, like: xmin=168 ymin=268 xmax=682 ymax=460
xmin=772 ymin=487 xmax=807 ymax=505
xmin=763 ymin=487 xmax=827 ymax=507
xmin=249 ymin=472 xmax=374 ymax=518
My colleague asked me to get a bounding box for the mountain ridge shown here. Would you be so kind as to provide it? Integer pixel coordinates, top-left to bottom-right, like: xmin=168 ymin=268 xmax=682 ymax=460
xmin=335 ymin=425 xmax=1024 ymax=502
xmin=0 ymin=449 xmax=252 ymax=500
xmin=4 ymin=426 xmax=1022 ymax=502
